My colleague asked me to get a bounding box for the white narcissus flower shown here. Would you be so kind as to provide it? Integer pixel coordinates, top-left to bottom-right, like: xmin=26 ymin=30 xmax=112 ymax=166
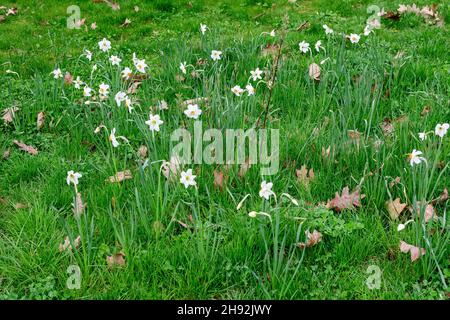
xmin=145 ymin=114 xmax=164 ymax=132
xmin=180 ymin=169 xmax=197 ymax=189
xmin=246 ymin=84 xmax=255 ymax=96
xmin=418 ymin=132 xmax=426 ymax=141
xmin=52 ymin=68 xmax=63 ymax=79
xmin=200 ymin=23 xmax=207 ymax=35
xmin=210 ymin=50 xmax=222 ymax=61
xmin=134 ymin=59 xmax=147 ymax=73
xmin=314 ymin=40 xmax=322 ymax=52
xmin=250 ymin=67 xmax=263 ymax=81
xmin=299 ymin=41 xmax=310 ymax=53
xmin=109 ymin=55 xmax=122 ymax=66
xmin=349 ymin=33 xmax=360 ymax=44
xmin=98 ymin=38 xmax=111 ymax=52
xmin=435 ymin=123 xmax=449 ymax=138
xmin=84 ymin=49 xmax=92 ymax=61
xmin=121 ymin=67 xmax=133 ymax=80
xmin=115 ymin=91 xmax=127 ymax=107
xmin=109 ymin=128 xmax=119 ymax=148
xmin=269 ymin=29 xmax=276 ymax=37
xmin=179 ymin=62 xmax=187 ymax=74
xmin=67 ymin=170 xmax=82 ymax=186
xmin=83 ymin=86 xmax=92 ymax=97
xmin=73 ymin=76 xmax=83 ymax=89
xmin=408 ymin=149 xmax=426 ymax=166
xmin=184 ymin=104 xmax=202 ymax=119
xmin=323 ymin=24 xmax=333 ymax=35
xmin=98 ymin=83 xmax=110 ymax=97
xmin=259 ymin=180 xmax=274 ymax=200
xmin=231 ymin=85 xmax=244 ymax=96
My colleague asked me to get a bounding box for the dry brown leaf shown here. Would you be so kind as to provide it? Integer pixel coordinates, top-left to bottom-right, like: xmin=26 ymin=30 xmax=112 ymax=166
xmin=213 ymin=170 xmax=225 ymax=190
xmin=73 ymin=192 xmax=85 ymax=217
xmin=321 ymin=145 xmax=331 ymax=159
xmin=308 ymin=63 xmax=320 ymax=81
xmin=399 ymin=241 xmax=425 ymax=262
xmin=13 ymin=140 xmax=38 ymax=155
xmin=420 ymin=105 xmax=430 ymax=117
xmin=127 ymin=81 xmax=141 ymax=94
xmin=2 ymin=149 xmax=10 ymax=160
xmin=348 ymin=130 xmax=361 ymax=140
xmin=261 ymin=44 xmax=280 ymax=57
xmin=296 ymin=165 xmax=314 ymax=186
xmin=238 ymin=158 xmax=251 ymax=178
xmin=386 ymin=198 xmax=407 ymax=219
xmin=409 ymin=203 xmax=437 ymax=223
xmin=389 ymin=176 xmax=401 ymax=188
xmin=107 ymin=252 xmax=126 ymax=268
xmin=14 ymin=203 xmax=27 ymax=210
xmin=380 ymin=118 xmax=394 ymax=136
xmin=138 ymin=145 xmax=147 ymax=159
xmin=108 ymin=170 xmax=132 ymax=183
xmin=431 ymin=188 xmax=448 ymax=205
xmin=0 ymin=15 xmax=5 ymax=23
xmin=37 ymin=111 xmax=45 ymax=129
xmin=64 ymin=72 xmax=73 ymax=85
xmin=59 ymin=235 xmax=81 ymax=252
xmin=326 ymin=186 xmax=365 ymax=212
xmin=2 ymin=107 xmax=19 ymax=124
xmin=297 ymin=230 xmax=322 ymax=249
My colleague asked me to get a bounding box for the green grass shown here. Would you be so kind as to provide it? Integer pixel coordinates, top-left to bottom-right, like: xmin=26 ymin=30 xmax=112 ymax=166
xmin=0 ymin=0 xmax=449 ymax=299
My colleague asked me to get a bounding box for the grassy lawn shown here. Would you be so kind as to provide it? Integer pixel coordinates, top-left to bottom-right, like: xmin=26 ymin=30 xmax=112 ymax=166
xmin=0 ymin=0 xmax=449 ymax=299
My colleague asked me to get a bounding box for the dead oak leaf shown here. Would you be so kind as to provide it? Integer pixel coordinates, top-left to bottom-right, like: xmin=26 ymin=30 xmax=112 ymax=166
xmin=108 ymin=170 xmax=132 ymax=183
xmin=308 ymin=63 xmax=320 ymax=81
xmin=386 ymin=198 xmax=407 ymax=219
xmin=296 ymin=165 xmax=314 ymax=186
xmin=326 ymin=186 xmax=365 ymax=212
xmin=297 ymin=230 xmax=322 ymax=249
xmin=2 ymin=107 xmax=19 ymax=124
xmin=213 ymin=170 xmax=226 ymax=190
xmin=399 ymin=241 xmax=425 ymax=262
xmin=107 ymin=252 xmax=126 ymax=268
xmin=37 ymin=111 xmax=45 ymax=129
xmin=13 ymin=140 xmax=38 ymax=155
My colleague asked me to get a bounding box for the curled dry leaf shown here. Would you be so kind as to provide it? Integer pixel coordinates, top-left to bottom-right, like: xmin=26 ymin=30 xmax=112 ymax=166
xmin=261 ymin=43 xmax=280 ymax=58
xmin=73 ymin=192 xmax=85 ymax=217
xmin=14 ymin=202 xmax=27 ymax=210
xmin=326 ymin=186 xmax=365 ymax=212
xmin=127 ymin=81 xmax=141 ymax=94
xmin=59 ymin=235 xmax=81 ymax=252
xmin=409 ymin=203 xmax=437 ymax=223
xmin=431 ymin=188 xmax=448 ymax=205
xmin=107 ymin=252 xmax=126 ymax=268
xmin=108 ymin=170 xmax=133 ymax=183
xmin=308 ymin=63 xmax=320 ymax=81
xmin=161 ymin=156 xmax=181 ymax=180
xmin=213 ymin=170 xmax=226 ymax=190
xmin=297 ymin=230 xmax=322 ymax=249
xmin=386 ymin=198 xmax=407 ymax=219
xmin=238 ymin=158 xmax=251 ymax=178
xmin=13 ymin=140 xmax=38 ymax=155
xmin=389 ymin=176 xmax=401 ymax=188
xmin=2 ymin=148 xmax=10 ymax=160
xmin=37 ymin=111 xmax=45 ymax=129
xmin=64 ymin=72 xmax=73 ymax=85
xmin=296 ymin=165 xmax=314 ymax=186
xmin=138 ymin=145 xmax=147 ymax=159
xmin=399 ymin=241 xmax=425 ymax=262
xmin=2 ymin=107 xmax=19 ymax=124
xmin=380 ymin=118 xmax=394 ymax=136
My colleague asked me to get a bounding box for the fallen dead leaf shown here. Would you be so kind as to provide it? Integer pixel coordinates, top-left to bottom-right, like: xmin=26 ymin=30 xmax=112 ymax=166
xmin=238 ymin=158 xmax=251 ymax=178
xmin=297 ymin=230 xmax=322 ymax=249
xmin=2 ymin=107 xmax=19 ymax=124
xmin=138 ymin=145 xmax=147 ymax=159
xmin=37 ymin=111 xmax=45 ymax=129
xmin=399 ymin=241 xmax=425 ymax=262
xmin=14 ymin=203 xmax=27 ymax=210
xmin=213 ymin=170 xmax=226 ymax=190
xmin=107 ymin=252 xmax=126 ymax=268
xmin=59 ymin=235 xmax=81 ymax=252
xmin=386 ymin=198 xmax=407 ymax=219
xmin=296 ymin=165 xmax=314 ymax=186
xmin=108 ymin=170 xmax=132 ymax=183
xmin=2 ymin=149 xmax=10 ymax=160
xmin=13 ymin=140 xmax=38 ymax=155
xmin=308 ymin=63 xmax=320 ymax=81
xmin=326 ymin=186 xmax=365 ymax=212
